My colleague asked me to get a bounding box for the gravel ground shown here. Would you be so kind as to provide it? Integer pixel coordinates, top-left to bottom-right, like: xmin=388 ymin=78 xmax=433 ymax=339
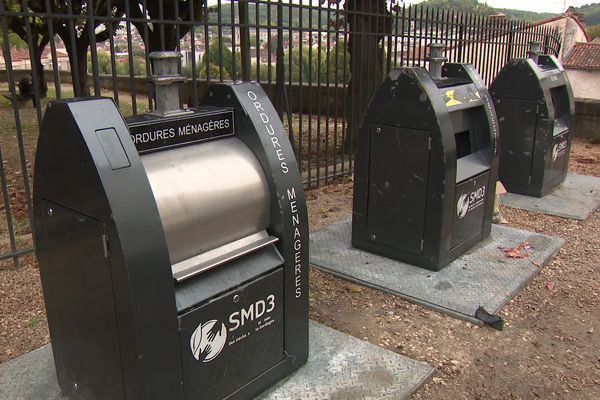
xmin=307 ymin=137 xmax=600 ymax=399
xmin=0 ymin=137 xmax=598 ymax=399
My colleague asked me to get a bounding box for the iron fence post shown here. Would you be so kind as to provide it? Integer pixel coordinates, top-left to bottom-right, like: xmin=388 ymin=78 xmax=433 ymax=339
xmin=239 ymin=0 xmax=251 ymax=81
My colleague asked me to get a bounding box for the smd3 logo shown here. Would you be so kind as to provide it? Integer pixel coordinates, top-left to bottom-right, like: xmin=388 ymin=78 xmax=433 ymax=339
xmin=190 ymin=294 xmax=276 ymax=363
xmin=552 ymin=140 xmax=568 ymax=161
xmin=456 ymin=186 xmax=486 ymax=219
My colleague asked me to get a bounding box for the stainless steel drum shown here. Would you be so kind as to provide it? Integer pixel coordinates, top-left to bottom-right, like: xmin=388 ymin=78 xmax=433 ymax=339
xmin=142 ymin=137 xmax=271 ymax=267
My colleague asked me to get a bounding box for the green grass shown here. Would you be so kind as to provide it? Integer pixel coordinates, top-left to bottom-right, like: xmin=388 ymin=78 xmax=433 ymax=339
xmin=28 ymin=315 xmax=39 ymax=328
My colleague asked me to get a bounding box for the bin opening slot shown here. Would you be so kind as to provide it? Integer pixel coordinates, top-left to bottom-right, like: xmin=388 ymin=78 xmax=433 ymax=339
xmin=455 ymin=130 xmax=471 ymax=159
xmin=456 ymin=151 xmax=490 ymax=183
xmin=434 ymin=77 xmax=471 ymax=88
xmin=538 ymin=55 xmax=558 ymax=71
xmin=174 ymin=244 xmax=284 ymax=314
xmin=171 ymin=230 xmax=279 ymax=282
xmin=549 ymin=86 xmax=570 ymax=136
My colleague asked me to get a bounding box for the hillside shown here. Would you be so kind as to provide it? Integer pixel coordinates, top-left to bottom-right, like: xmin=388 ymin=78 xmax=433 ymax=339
xmin=494 ymin=8 xmax=556 ymax=21
xmin=577 ymin=3 xmax=600 ymax=26
xmin=418 ymin=0 xmax=556 ymax=20
xmin=204 ymin=0 xmax=600 ymax=28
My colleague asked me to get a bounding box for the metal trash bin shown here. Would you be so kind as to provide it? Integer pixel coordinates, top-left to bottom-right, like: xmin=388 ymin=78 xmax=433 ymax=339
xmin=32 ymin=52 xmax=308 ymax=400
xmin=490 ymin=41 xmax=575 ymax=197
xmin=352 ymin=44 xmax=499 ymax=271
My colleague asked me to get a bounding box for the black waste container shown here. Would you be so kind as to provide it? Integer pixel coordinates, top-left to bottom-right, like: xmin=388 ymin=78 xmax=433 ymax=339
xmin=32 ymin=53 xmax=308 ymax=400
xmin=353 ymin=45 xmax=499 ymax=271
xmin=490 ymin=42 xmax=574 ymax=197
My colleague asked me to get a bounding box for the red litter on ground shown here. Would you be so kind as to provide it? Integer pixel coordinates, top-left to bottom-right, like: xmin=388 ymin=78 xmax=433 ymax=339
xmin=498 ymin=241 xmax=533 ymax=259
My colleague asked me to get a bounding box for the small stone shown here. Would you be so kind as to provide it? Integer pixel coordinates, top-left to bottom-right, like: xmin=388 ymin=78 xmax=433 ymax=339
xmin=347 ymin=284 xmax=363 ymax=293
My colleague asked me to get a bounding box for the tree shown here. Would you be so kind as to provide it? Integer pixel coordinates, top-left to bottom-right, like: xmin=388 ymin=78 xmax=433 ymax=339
xmin=340 ymin=0 xmax=393 ymax=153
xmin=285 ymin=47 xmax=320 ymax=83
xmin=201 ymin=38 xmax=242 ymax=79
xmin=320 ymin=39 xmax=350 ymax=85
xmin=95 ymin=51 xmax=113 ymax=75
xmin=251 ymin=62 xmax=269 ymax=81
xmin=249 ymin=34 xmax=261 ymax=49
xmin=127 ymin=0 xmax=205 ymax=53
xmin=2 ymin=1 xmax=50 ymax=98
xmin=0 ymin=31 xmax=27 ymax=49
xmin=588 ymin=25 xmax=600 ymax=41
xmin=28 ymin=1 xmax=126 ymax=96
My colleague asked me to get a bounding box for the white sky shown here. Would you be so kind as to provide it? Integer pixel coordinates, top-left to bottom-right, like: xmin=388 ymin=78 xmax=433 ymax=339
xmin=406 ymin=0 xmax=600 ymax=14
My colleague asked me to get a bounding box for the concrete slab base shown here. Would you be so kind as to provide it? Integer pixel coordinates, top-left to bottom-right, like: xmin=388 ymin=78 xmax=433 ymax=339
xmin=500 ymin=173 xmax=600 ymax=220
xmin=259 ymin=322 xmax=435 ymax=399
xmin=309 ymin=220 xmax=564 ymax=324
xmin=0 ymin=322 xmax=434 ymax=400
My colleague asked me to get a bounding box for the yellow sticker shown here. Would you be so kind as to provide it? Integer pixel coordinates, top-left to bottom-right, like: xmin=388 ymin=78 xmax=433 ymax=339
xmin=445 ymin=90 xmax=462 ymax=107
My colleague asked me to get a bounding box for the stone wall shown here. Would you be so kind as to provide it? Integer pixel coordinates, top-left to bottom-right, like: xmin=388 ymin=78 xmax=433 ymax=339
xmin=0 ymin=70 xmax=346 ymax=115
xmin=574 ymin=98 xmax=600 ymax=142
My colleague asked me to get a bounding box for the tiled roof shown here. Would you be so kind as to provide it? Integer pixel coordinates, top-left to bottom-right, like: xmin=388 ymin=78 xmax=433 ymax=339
xmin=563 ymin=42 xmax=600 ymax=70
xmin=0 ymin=48 xmax=31 ymax=62
xmin=0 ymin=47 xmax=69 ymax=62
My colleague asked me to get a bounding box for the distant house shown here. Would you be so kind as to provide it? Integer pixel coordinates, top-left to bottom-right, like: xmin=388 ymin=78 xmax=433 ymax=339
xmin=0 ymin=46 xmax=69 ymax=71
xmin=562 ymin=42 xmax=600 ymax=100
xmin=41 ymin=47 xmax=70 ymax=71
xmin=415 ymin=8 xmax=590 ymax=83
xmin=533 ymin=7 xmax=588 ymax=60
xmin=0 ymin=48 xmax=33 ymax=70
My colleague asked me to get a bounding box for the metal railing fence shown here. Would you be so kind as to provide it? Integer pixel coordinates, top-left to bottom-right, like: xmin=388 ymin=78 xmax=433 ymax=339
xmin=0 ymin=0 xmax=561 ymax=266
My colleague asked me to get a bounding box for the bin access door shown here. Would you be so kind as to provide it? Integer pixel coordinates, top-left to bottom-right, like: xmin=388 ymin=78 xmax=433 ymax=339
xmin=496 ymin=98 xmax=538 ymax=187
xmin=40 ymin=202 xmax=124 ymax=400
xmin=366 ymin=125 xmax=430 ymax=254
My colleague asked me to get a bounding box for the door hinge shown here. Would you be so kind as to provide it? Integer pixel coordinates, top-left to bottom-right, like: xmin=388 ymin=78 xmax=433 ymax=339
xmin=428 ymin=137 xmax=432 ymax=150
xmin=528 ymin=175 xmax=532 ymax=184
xmin=420 ymin=239 xmax=424 ymax=251
xmin=102 ymin=234 xmax=109 ymax=258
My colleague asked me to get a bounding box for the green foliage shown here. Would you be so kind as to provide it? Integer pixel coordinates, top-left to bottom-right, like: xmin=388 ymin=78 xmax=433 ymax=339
xmin=206 ymin=3 xmax=328 ymax=29
xmin=28 ymin=315 xmax=39 ymax=328
xmin=182 ymin=61 xmax=231 ymax=80
xmin=417 ymin=0 xmax=556 ymax=20
xmin=203 ymin=0 xmax=563 ymax=30
xmin=493 ymin=8 xmax=556 ymax=21
xmin=577 ymin=3 xmax=600 ymax=26
xmin=181 ymin=63 xmax=194 ymax=78
xmin=285 ymin=47 xmax=321 ymax=83
xmin=419 ymin=0 xmax=600 ymax=24
xmin=588 ymin=24 xmax=600 ymax=41
xmin=89 ymin=51 xmax=146 ymax=77
xmin=249 ymin=34 xmax=261 ymax=49
xmin=250 ymin=62 xmax=269 ymax=82
xmin=0 ymin=32 xmax=28 ymax=49
xmin=200 ymin=63 xmax=231 ymax=80
xmin=320 ymin=40 xmax=350 ymax=85
xmin=201 ymin=38 xmax=242 ymax=79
